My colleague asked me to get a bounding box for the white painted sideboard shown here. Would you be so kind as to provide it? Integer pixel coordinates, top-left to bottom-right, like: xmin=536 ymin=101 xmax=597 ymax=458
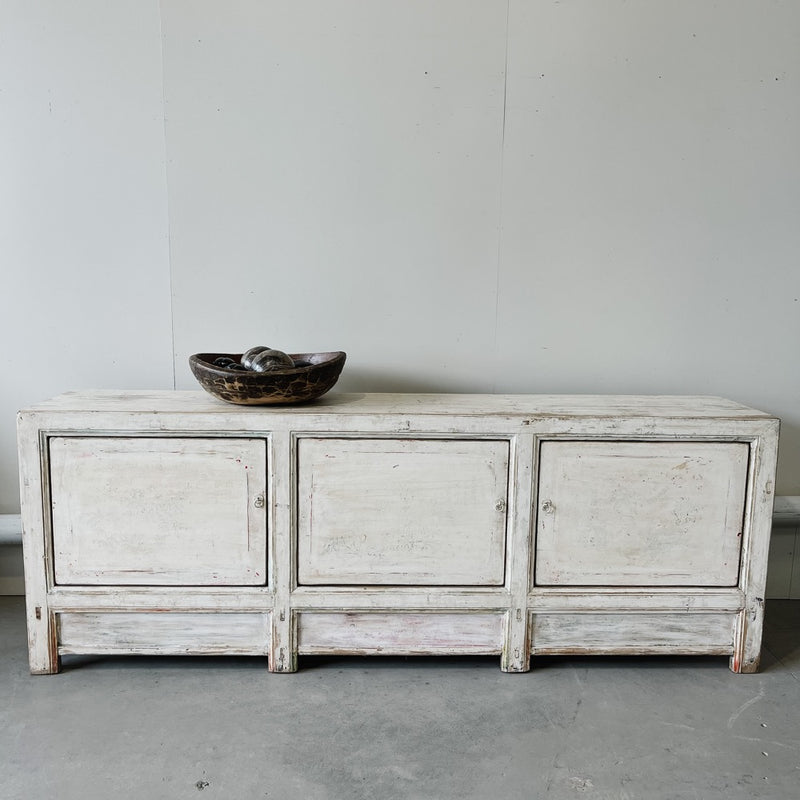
xmin=17 ymin=391 xmax=779 ymax=675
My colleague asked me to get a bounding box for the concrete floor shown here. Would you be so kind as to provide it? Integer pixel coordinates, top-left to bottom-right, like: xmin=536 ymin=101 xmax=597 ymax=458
xmin=1 ymin=597 xmax=798 ymax=800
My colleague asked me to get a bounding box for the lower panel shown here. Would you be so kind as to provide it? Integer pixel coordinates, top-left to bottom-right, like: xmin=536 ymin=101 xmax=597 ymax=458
xmin=530 ymin=612 xmax=735 ymax=655
xmin=57 ymin=612 xmax=270 ymax=656
xmin=297 ymin=612 xmax=504 ymax=655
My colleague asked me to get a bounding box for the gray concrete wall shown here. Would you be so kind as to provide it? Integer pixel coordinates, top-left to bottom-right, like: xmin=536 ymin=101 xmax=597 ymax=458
xmin=3 ymin=1 xmax=798 ymax=514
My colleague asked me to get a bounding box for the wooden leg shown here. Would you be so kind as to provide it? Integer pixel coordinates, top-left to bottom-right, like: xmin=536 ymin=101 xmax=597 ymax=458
xmin=27 ymin=604 xmax=60 ymax=675
xmin=501 ymin=608 xmax=530 ymax=672
xmin=269 ymin=608 xmax=297 ymax=673
xmin=18 ymin=418 xmax=59 ymax=674
xmin=730 ymin=599 xmax=765 ymax=674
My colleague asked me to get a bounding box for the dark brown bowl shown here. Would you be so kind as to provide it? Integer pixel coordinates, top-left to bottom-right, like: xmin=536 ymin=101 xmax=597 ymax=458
xmin=189 ymin=351 xmax=346 ymax=405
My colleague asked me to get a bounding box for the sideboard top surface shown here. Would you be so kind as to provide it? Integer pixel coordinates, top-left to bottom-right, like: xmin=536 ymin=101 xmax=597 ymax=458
xmin=20 ymin=390 xmax=776 ymax=421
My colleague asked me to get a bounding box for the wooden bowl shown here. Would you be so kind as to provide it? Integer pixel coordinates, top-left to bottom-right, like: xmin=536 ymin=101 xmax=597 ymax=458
xmin=189 ymin=351 xmax=346 ymax=405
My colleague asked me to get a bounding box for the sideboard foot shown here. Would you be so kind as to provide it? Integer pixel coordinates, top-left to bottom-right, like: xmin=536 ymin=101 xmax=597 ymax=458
xmin=500 ymin=647 xmax=531 ymax=673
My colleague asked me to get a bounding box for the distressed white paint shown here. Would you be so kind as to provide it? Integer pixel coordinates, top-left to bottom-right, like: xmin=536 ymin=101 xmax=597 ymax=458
xmin=734 ymin=426 xmax=780 ymax=672
xmin=290 ymin=586 xmax=509 ymax=611
xmin=529 ymin=589 xmax=743 ymax=613
xmin=502 ymin=434 xmax=535 ymax=671
xmin=298 ymin=612 xmax=503 ymax=655
xmin=530 ymin=613 xmax=734 ymax=654
xmin=48 ymin=586 xmax=274 ymax=613
xmin=58 ymin=612 xmax=270 ymax=655
xmin=49 ymin=437 xmax=267 ymax=585
xmin=297 ymin=438 xmax=508 ymax=586
xmin=17 ymin=412 xmax=58 ymax=673
xmin=17 ymin=392 xmax=779 ymax=674
xmin=535 ymin=441 xmax=749 ymax=586
xmin=269 ymin=430 xmax=296 ymax=673
xmin=26 ymin=390 xmax=775 ymax=418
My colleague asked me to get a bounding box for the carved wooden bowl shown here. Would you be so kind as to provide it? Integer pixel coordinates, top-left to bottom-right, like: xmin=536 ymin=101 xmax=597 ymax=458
xmin=189 ymin=351 xmax=346 ymax=405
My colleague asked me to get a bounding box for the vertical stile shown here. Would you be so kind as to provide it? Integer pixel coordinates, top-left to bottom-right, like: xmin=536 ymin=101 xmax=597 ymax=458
xmin=269 ymin=429 xmax=296 ymax=672
xmin=501 ymin=434 xmax=535 ymax=672
xmin=17 ymin=414 xmax=59 ymax=673
xmin=734 ymin=421 xmax=780 ymax=672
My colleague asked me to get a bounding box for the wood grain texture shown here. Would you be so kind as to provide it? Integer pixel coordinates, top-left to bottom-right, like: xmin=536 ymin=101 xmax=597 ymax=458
xmin=733 ymin=422 xmax=780 ymax=672
xmin=298 ymin=612 xmax=503 ymax=655
xmin=297 ymin=438 xmax=508 ymax=585
xmin=47 ymin=586 xmax=274 ymax=612
xmin=529 ymin=588 xmax=743 ymax=613
xmin=17 ymin=414 xmax=59 ymax=673
xmin=289 ymin=586 xmax=510 ymax=610
xmin=269 ymin=430 xmax=297 ymax=672
xmin=530 ymin=612 xmax=735 ymax=654
xmin=501 ymin=434 xmax=534 ymax=671
xmin=535 ymin=441 xmax=749 ymax=586
xmin=23 ymin=391 xmax=772 ymax=418
xmin=58 ymin=611 xmax=270 ymax=655
xmin=49 ymin=437 xmax=267 ymax=585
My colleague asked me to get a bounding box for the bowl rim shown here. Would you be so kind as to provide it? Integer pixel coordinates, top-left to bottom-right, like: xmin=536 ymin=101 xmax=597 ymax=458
xmin=189 ymin=350 xmax=346 ymax=378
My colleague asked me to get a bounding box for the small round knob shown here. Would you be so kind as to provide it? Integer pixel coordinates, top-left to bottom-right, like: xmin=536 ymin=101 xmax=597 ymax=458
xmin=254 ymin=494 xmax=265 ymax=509
xmin=541 ymin=499 xmax=555 ymax=515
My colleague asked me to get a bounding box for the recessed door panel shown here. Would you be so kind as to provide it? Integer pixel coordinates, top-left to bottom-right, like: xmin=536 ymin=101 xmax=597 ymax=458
xmin=535 ymin=441 xmax=748 ymax=586
xmin=50 ymin=437 xmax=267 ymax=585
xmin=297 ymin=438 xmax=509 ymax=585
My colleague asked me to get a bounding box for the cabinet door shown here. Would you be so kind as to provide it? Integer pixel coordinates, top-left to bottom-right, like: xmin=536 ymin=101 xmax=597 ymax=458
xmin=297 ymin=438 xmax=509 ymax=585
xmin=49 ymin=437 xmax=267 ymax=585
xmin=535 ymin=441 xmax=749 ymax=586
